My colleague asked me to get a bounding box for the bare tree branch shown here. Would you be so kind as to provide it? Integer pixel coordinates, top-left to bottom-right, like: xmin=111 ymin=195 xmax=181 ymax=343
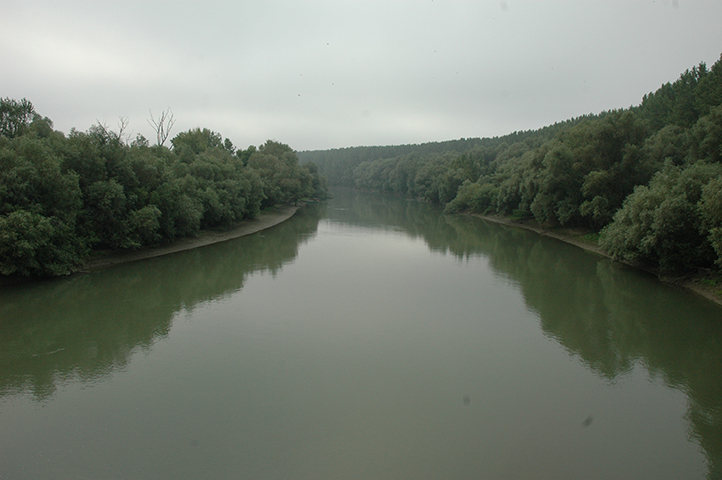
xmin=117 ymin=116 xmax=130 ymax=144
xmin=92 ymin=119 xmax=115 ymax=142
xmin=148 ymin=108 xmax=175 ymax=147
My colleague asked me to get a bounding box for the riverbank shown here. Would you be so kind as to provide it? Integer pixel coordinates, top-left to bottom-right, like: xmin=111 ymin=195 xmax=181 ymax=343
xmin=84 ymin=205 xmax=299 ymax=271
xmin=0 ymin=205 xmax=301 ymax=287
xmin=470 ymin=213 xmax=722 ymax=307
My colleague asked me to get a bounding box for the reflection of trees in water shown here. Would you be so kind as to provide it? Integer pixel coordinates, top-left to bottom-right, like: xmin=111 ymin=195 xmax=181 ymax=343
xmin=326 ymin=188 xmax=457 ymax=242
xmin=592 ymin=262 xmax=722 ymax=480
xmin=4 ymin=188 xmax=721 ymax=476
xmin=330 ymin=189 xmax=722 ymax=478
xmin=0 ymin=206 xmax=322 ymax=401
xmin=449 ymin=216 xmax=722 ymax=477
xmin=442 ymin=217 xmax=722 ymax=479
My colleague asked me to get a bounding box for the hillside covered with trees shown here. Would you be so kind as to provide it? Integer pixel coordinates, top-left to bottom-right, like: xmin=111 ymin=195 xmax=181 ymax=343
xmin=0 ymin=101 xmax=327 ymax=277
xmin=299 ymin=54 xmax=722 ymax=276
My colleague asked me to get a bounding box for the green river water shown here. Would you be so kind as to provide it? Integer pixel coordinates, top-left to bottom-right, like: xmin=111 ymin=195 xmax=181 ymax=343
xmin=1 ymin=188 xmax=721 ymax=479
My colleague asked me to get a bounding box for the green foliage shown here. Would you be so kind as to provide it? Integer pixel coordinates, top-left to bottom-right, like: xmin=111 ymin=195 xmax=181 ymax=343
xmin=84 ymin=179 xmax=130 ymax=248
xmin=640 ymin=124 xmax=688 ymax=167
xmin=518 ymin=111 xmax=651 ymax=228
xmin=510 ymin=209 xmax=533 ymax=220
xmin=0 ymin=98 xmax=35 ymax=139
xmin=249 ymin=140 xmax=325 ymax=207
xmin=29 ymin=114 xmax=55 ymax=138
xmin=127 ymin=205 xmax=162 ymax=247
xmin=0 ymin=106 xmax=328 ymax=277
xmin=689 ymin=104 xmax=722 ymax=163
xmin=529 ymin=140 xmax=581 ymax=225
xmin=0 ymin=210 xmax=86 ymax=276
xmin=581 ymin=233 xmax=600 ymax=244
xmin=299 ymin=53 xmax=722 ymax=276
xmin=639 ymin=61 xmax=711 ymax=130
xmin=699 ymin=176 xmax=722 ymax=266
xmin=0 ymin=135 xmax=82 ymax=222
xmin=599 ymin=162 xmax=722 ymax=273
xmin=149 ymin=176 xmax=202 ymax=239
xmin=4 ymin=53 xmax=722 ymax=277
xmin=236 ymin=145 xmax=256 ymax=166
xmin=444 ymin=181 xmax=497 ymax=214
xmin=171 ymin=128 xmax=223 ymax=155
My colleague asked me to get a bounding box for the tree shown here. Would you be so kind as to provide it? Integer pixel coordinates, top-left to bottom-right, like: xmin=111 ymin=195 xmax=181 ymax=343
xmin=258 ymin=139 xmax=295 ymax=158
xmin=689 ymin=104 xmax=722 ymax=163
xmin=29 ymin=114 xmax=55 ymax=138
xmin=171 ymin=128 xmax=223 ymax=155
xmin=249 ymin=140 xmax=319 ymax=206
xmin=699 ymin=176 xmax=722 ymax=266
xmin=599 ymin=161 xmax=722 ymax=273
xmin=0 ymin=97 xmax=331 ymax=277
xmin=223 ymin=138 xmax=235 ymax=153
xmin=84 ymin=179 xmax=130 ymax=249
xmin=444 ymin=181 xmax=497 ymax=214
xmin=127 ymin=205 xmax=162 ymax=247
xmin=0 ymin=134 xmax=83 ymax=222
xmin=236 ymin=145 xmax=256 ymax=166
xmin=0 ymin=210 xmax=86 ymax=277
xmin=0 ymin=98 xmax=34 ymax=139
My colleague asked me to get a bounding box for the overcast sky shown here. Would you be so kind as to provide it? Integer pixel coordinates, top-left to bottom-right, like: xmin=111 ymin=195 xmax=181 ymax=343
xmin=2 ymin=1 xmax=722 ymax=151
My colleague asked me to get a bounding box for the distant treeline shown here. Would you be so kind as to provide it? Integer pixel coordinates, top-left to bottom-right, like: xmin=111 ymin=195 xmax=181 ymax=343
xmin=299 ymin=54 xmax=722 ymax=275
xmin=0 ymin=101 xmax=328 ymax=277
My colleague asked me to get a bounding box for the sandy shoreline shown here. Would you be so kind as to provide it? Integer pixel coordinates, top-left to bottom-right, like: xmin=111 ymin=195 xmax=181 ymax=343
xmin=470 ymin=213 xmax=722 ymax=307
xmin=84 ymin=205 xmax=299 ymax=271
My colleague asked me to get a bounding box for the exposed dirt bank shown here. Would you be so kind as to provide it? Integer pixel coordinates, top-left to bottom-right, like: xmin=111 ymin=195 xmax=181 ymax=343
xmin=0 ymin=205 xmax=299 ymax=287
xmin=470 ymin=213 xmax=722 ymax=307
xmin=84 ymin=205 xmax=299 ymax=271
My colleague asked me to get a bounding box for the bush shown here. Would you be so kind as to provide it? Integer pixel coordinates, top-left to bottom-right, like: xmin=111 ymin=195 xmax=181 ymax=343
xmin=600 ymin=161 xmax=722 ymax=273
xmin=0 ymin=210 xmax=86 ymax=276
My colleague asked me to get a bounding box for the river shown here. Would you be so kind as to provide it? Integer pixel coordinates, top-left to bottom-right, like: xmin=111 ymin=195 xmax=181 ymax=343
xmin=1 ymin=188 xmax=721 ymax=479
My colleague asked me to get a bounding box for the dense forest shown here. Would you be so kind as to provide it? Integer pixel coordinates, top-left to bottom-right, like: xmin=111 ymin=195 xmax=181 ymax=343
xmin=0 ymin=101 xmax=328 ymax=277
xmin=300 ymin=54 xmax=722 ymax=276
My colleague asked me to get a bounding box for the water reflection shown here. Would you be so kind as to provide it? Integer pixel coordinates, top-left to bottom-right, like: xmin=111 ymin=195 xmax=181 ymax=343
xmin=441 ymin=214 xmax=722 ymax=478
xmin=328 ymin=188 xmax=722 ymax=478
xmin=0 ymin=205 xmax=323 ymax=400
xmin=1 ymin=188 xmax=721 ymax=478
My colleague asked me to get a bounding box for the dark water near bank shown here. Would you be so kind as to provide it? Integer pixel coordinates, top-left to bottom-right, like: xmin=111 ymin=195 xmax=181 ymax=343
xmin=1 ymin=188 xmax=721 ymax=479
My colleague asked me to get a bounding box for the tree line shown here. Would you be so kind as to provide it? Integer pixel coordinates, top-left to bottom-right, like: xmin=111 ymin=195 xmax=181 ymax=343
xmin=0 ymin=101 xmax=328 ymax=277
xmin=300 ymin=54 xmax=722 ymax=276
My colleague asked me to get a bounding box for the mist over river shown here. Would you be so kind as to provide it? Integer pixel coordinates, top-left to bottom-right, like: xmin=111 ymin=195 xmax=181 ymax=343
xmin=1 ymin=188 xmax=721 ymax=479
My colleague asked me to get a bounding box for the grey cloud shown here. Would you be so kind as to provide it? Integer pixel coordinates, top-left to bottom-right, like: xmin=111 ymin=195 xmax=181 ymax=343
xmin=1 ymin=1 xmax=721 ymax=150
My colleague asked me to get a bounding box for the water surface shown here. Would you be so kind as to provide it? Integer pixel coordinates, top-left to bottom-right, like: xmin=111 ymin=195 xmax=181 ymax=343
xmin=1 ymin=189 xmax=720 ymax=479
